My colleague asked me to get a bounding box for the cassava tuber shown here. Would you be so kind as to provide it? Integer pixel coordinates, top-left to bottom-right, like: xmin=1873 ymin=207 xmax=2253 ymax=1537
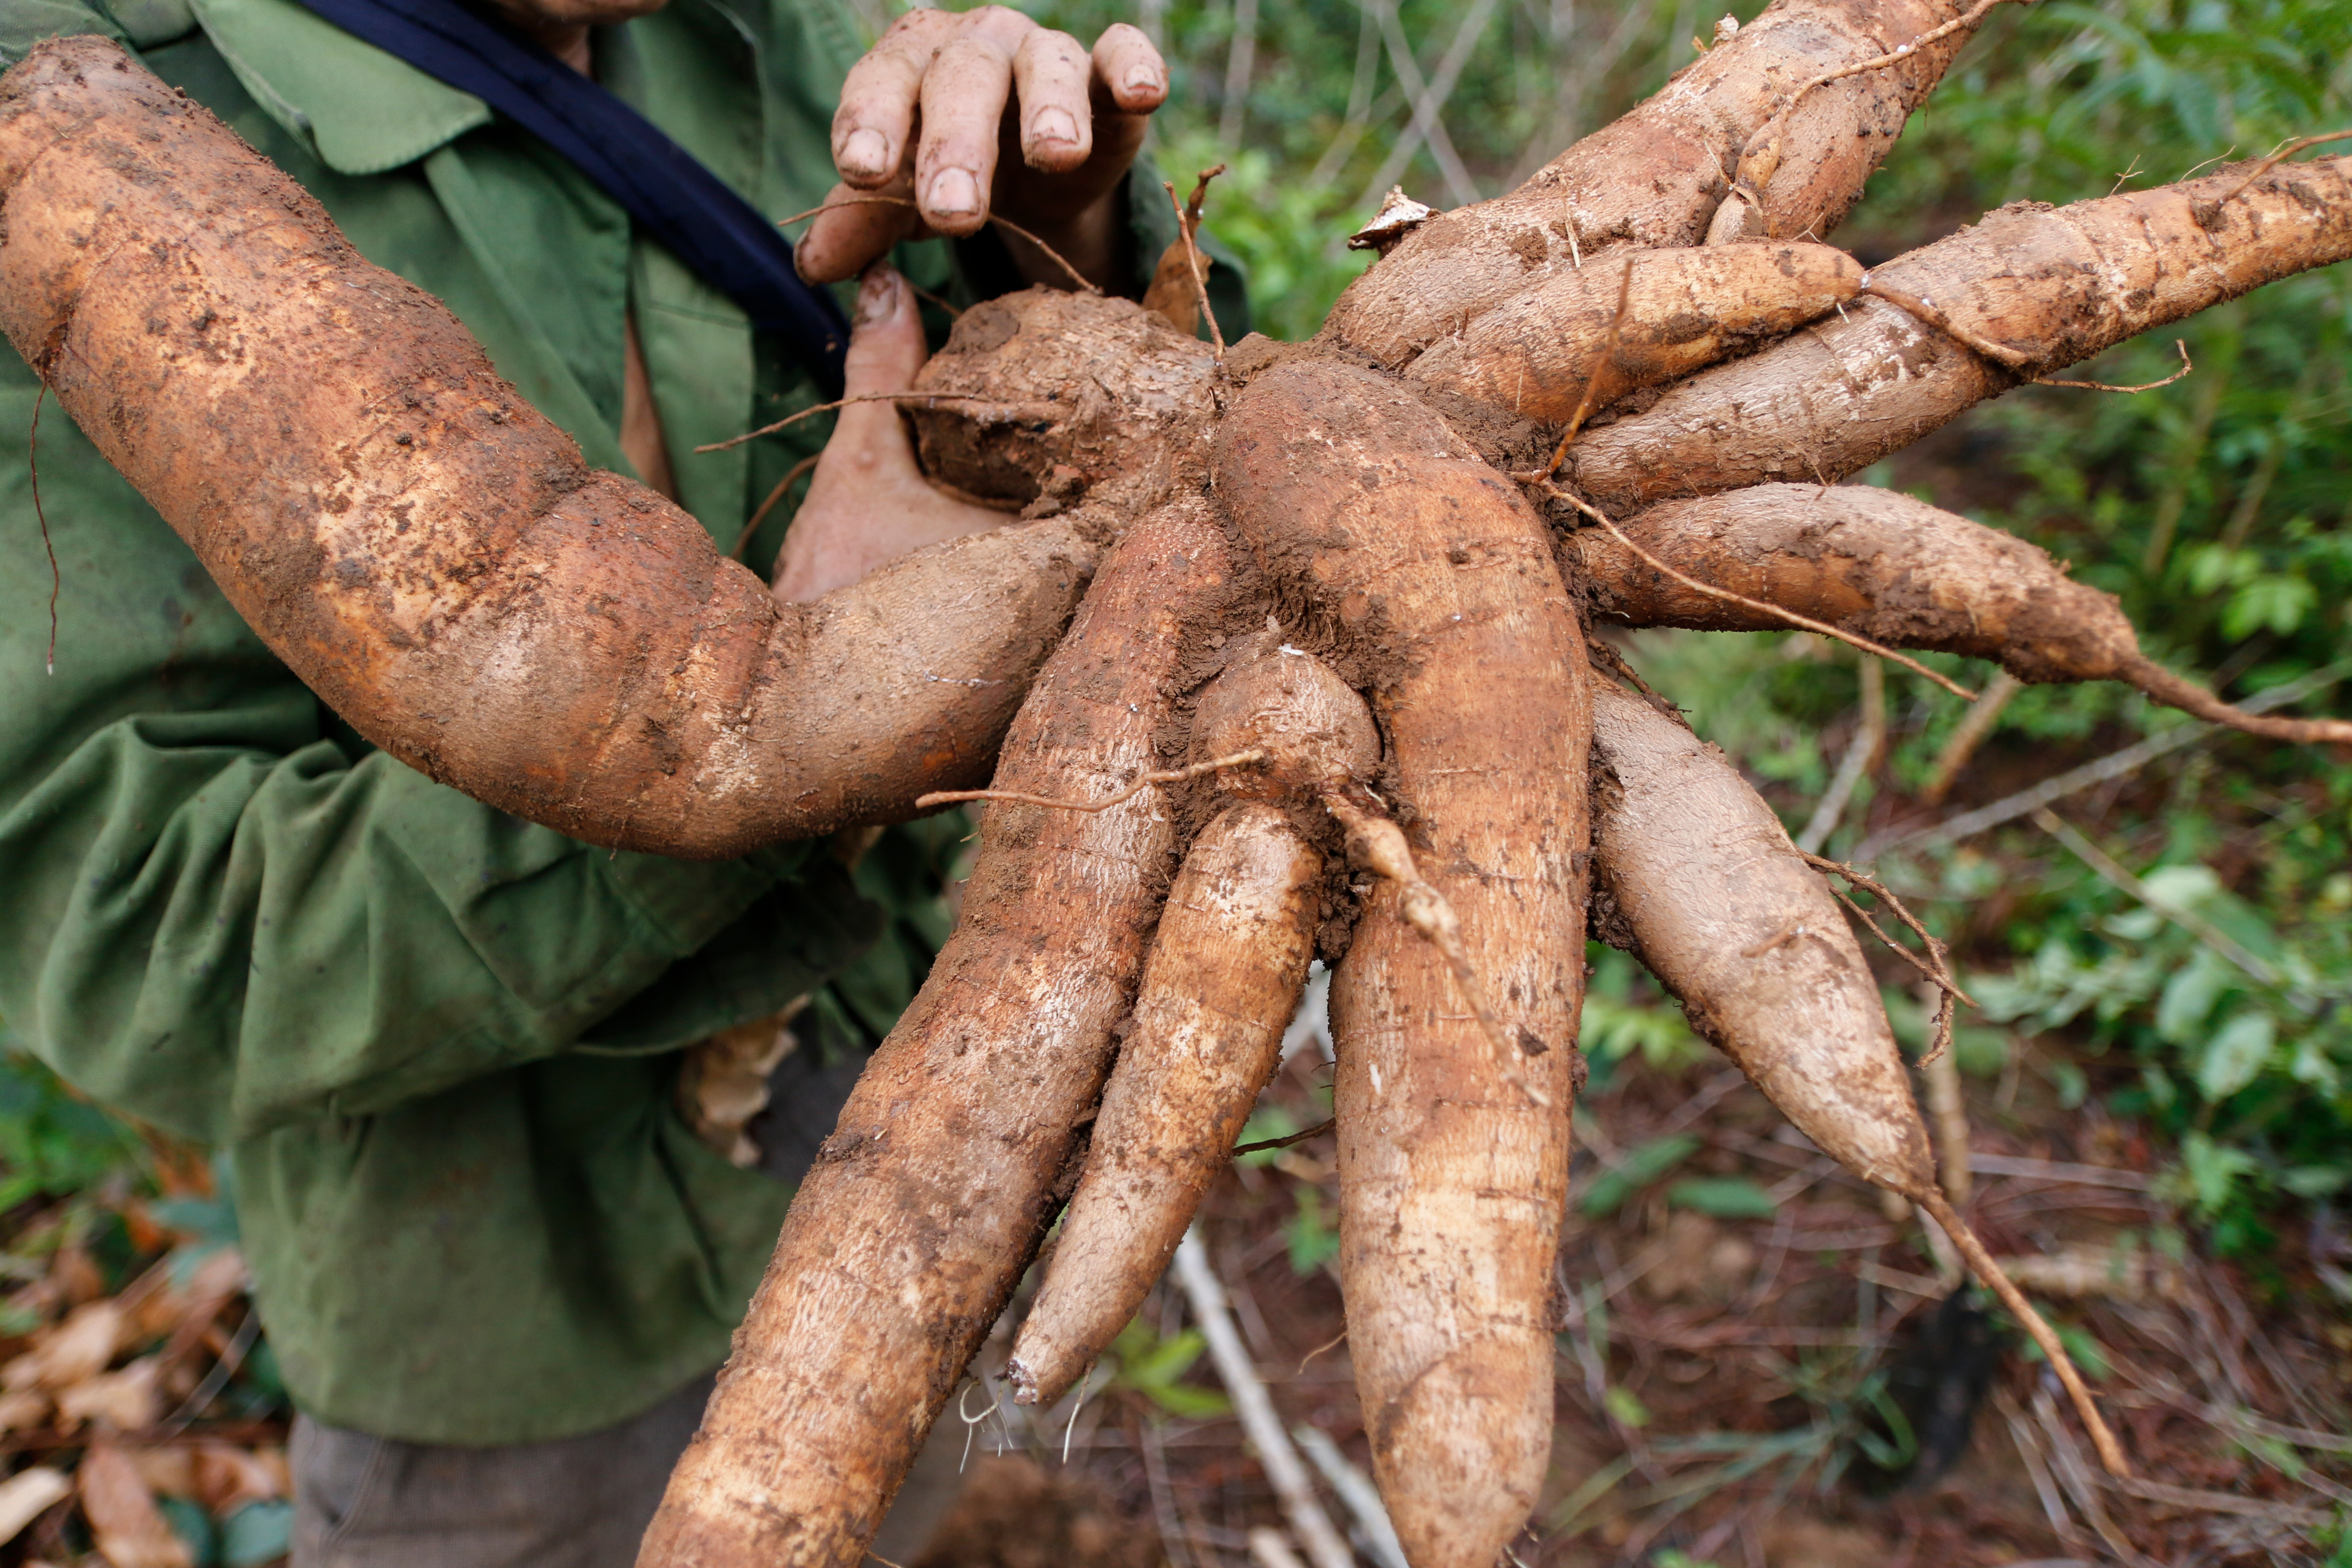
xmin=1568 ymin=484 xmax=2352 ymax=743
xmin=1216 ymin=361 xmax=1591 ymax=1568
xmin=639 ymin=503 xmax=1243 ymax=1565
xmin=0 ymin=40 xmax=1105 ymax=861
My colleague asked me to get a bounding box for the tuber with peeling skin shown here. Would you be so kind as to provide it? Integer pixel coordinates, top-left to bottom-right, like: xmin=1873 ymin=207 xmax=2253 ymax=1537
xmin=1568 ymin=484 xmax=2352 ymax=744
xmin=1569 ymin=155 xmax=2352 ymax=514
xmin=1007 ymin=799 xmax=1325 ymax=1409
xmin=1404 ymin=243 xmax=1865 ymax=423
xmin=637 ymin=503 xmax=1243 ymax=1567
xmin=1322 ymin=0 xmax=1980 ymax=370
xmin=0 ymin=38 xmax=1095 ymax=860
xmin=1216 ymin=361 xmax=1591 ymax=1568
xmin=1585 ymin=680 xmax=2132 ymax=1479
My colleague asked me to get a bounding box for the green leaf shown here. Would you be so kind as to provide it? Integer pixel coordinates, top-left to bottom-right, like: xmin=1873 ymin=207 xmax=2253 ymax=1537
xmin=2156 ymin=949 xmax=2233 ymax=1044
xmin=1285 ymin=1187 xmax=1338 ymax=1276
xmin=1602 ymin=1385 xmax=1651 ymax=1428
xmin=1666 ymin=1177 xmax=1779 ymax=1220
xmin=221 ymin=1501 xmax=294 ymax=1568
xmin=1578 ymin=1133 xmax=1700 ymax=1218
xmin=2197 ymin=1009 xmax=2276 ymax=1102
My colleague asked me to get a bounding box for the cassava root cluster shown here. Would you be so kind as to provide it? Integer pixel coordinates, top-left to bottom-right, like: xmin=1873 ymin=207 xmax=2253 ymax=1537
xmin=6 ymin=3 xmax=2349 ymax=1562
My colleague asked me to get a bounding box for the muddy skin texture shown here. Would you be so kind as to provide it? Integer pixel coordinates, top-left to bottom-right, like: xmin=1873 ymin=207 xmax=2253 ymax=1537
xmin=1570 ymin=483 xmax=2142 ymax=683
xmin=1322 ymin=0 xmax=1981 ymax=370
xmin=903 ymin=286 xmax=1219 ymax=517
xmin=1568 ymin=484 xmax=2352 ymax=745
xmin=1569 ymin=154 xmax=2352 ymax=514
xmin=639 ymin=504 xmax=1245 ymax=1567
xmin=1216 ymin=363 xmax=1591 ymax=1568
xmin=1008 ymin=801 xmax=1325 ymax=1409
xmin=1405 ymin=242 xmax=1865 ymax=423
xmin=0 ymin=39 xmax=1096 ymax=859
xmin=1586 ymin=682 xmax=1934 ymax=1197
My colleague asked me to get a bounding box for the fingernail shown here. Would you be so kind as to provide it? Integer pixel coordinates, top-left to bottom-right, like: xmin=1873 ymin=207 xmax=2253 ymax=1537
xmin=926 ymin=167 xmax=981 ymax=217
xmin=1029 ymin=106 xmax=1080 ymax=147
xmin=854 ymin=268 xmax=899 ymax=326
xmin=1123 ymin=64 xmax=1164 ymax=97
xmin=839 ymin=127 xmax=890 ymax=178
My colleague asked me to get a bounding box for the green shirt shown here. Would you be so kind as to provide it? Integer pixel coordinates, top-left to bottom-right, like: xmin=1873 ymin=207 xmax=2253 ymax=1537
xmin=0 ymin=0 xmax=1243 ymax=1443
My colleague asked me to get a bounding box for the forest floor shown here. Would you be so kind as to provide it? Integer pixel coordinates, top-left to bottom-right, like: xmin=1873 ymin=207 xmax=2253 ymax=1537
xmin=911 ymin=999 xmax=2352 ymax=1568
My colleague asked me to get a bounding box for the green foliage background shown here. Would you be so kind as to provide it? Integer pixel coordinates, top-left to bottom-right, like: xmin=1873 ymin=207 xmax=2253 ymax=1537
xmin=8 ymin=0 xmax=2351 ymax=1274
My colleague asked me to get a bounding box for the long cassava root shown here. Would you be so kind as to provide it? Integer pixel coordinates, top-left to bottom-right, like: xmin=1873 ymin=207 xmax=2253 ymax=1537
xmin=0 ymin=40 xmax=1111 ymax=860
xmin=1569 ymin=484 xmax=2352 ymax=743
xmin=1007 ymin=799 xmax=1324 ymax=1407
xmin=1568 ymin=153 xmax=2352 ymax=512
xmin=1217 ymin=361 xmax=1592 ymax=1568
xmin=1586 ymin=682 xmax=2131 ymax=1477
xmin=640 ymin=505 xmax=1243 ymax=1563
xmin=16 ymin=9 xmax=2352 ymax=1561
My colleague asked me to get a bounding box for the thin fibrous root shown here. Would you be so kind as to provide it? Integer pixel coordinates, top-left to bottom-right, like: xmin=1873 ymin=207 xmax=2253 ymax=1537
xmin=2208 ymin=127 xmax=2352 ymax=208
xmin=1526 ymin=255 xmax=1634 ymax=482
xmin=915 ymin=750 xmax=1269 ymax=814
xmin=1865 ymin=282 xmax=2197 ymax=392
xmin=1547 ymin=487 xmax=1978 ymax=701
xmin=1918 ymin=1187 xmax=2133 ymax=1479
xmin=1795 ymin=850 xmax=1974 ymax=1065
xmin=697 ymin=390 xmax=1047 ymax=454
xmin=1319 ymin=788 xmax=1551 ymax=1110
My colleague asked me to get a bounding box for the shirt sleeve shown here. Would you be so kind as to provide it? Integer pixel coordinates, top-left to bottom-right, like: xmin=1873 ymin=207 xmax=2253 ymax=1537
xmin=0 ymin=358 xmax=877 ymax=1146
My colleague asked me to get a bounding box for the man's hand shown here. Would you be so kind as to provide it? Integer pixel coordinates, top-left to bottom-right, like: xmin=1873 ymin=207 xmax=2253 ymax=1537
xmin=796 ymin=6 xmax=1167 ymax=293
xmin=772 ymin=267 xmax=1009 ymax=603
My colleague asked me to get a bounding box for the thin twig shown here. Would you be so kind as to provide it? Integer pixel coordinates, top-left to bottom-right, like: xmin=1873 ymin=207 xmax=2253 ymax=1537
xmin=731 ymin=453 xmax=820 ymax=560
xmin=1164 ymin=178 xmax=1225 ymax=357
xmin=2035 ymin=338 xmax=2193 ymax=392
xmin=30 ymin=380 xmax=58 ymax=676
xmin=1528 ymin=254 xmax=1635 ymax=481
xmin=1233 ymin=1118 xmax=1335 ymax=1157
xmin=1550 ymin=490 xmax=1979 ymax=701
xmin=1853 ymin=660 xmax=2349 ymax=861
xmin=915 ymin=750 xmax=1268 ymax=815
xmin=1795 ymin=653 xmax=1883 ymax=854
xmin=2210 ymin=127 xmax=2352 ymax=208
xmin=778 ymin=194 xmax=1099 ymax=294
xmin=695 ymin=390 xmax=1024 ymax=454
xmin=903 ymin=275 xmax=963 ymax=320
xmin=1922 ymin=668 xmax=2023 ymax=805
xmin=1172 ymin=1231 xmax=1358 ymax=1568
xmin=2031 ymin=808 xmax=2287 ymax=989
xmin=1861 ymin=280 xmax=2035 ymax=369
xmin=1320 ymin=788 xmax=1549 ymax=1108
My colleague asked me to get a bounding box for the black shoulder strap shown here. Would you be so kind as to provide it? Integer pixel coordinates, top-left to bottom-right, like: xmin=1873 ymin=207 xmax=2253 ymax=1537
xmin=287 ymin=0 xmax=849 ymax=396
